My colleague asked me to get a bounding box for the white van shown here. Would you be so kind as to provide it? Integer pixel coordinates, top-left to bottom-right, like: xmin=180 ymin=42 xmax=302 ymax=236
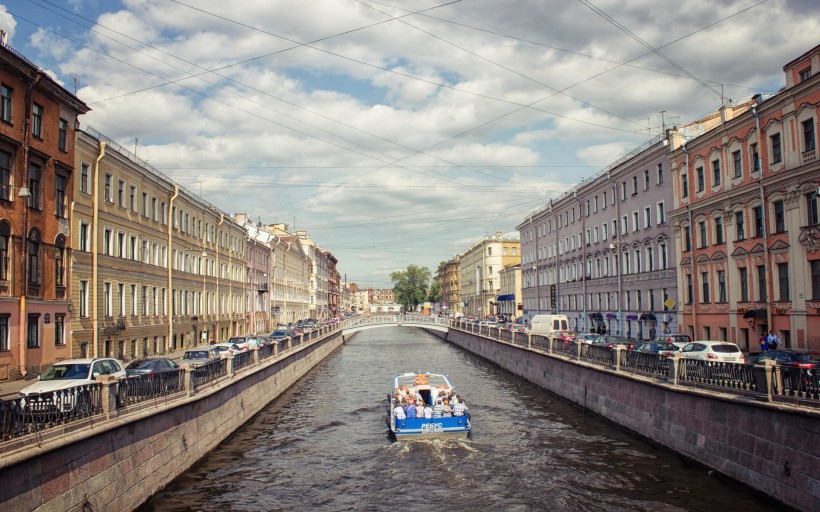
xmin=528 ymin=315 xmax=570 ymax=336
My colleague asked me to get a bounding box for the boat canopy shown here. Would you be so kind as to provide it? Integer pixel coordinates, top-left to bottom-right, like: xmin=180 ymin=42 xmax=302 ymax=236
xmin=395 ymin=373 xmax=449 ymax=388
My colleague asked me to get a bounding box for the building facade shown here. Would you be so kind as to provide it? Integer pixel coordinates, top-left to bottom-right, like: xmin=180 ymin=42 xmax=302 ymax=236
xmin=669 ymin=44 xmax=820 ymax=351
xmin=0 ymin=42 xmax=89 ymax=379
xmin=438 ymin=256 xmax=461 ymax=315
xmin=496 ymin=263 xmax=522 ymax=319
xmin=71 ymin=128 xmax=247 ymax=361
xmin=459 ymin=232 xmax=520 ymax=317
xmin=518 ymin=134 xmax=680 ymax=338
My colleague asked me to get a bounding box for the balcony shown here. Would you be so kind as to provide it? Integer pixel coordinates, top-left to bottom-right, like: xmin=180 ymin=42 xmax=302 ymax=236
xmin=257 ymin=283 xmax=269 ymax=293
xmin=802 ymin=149 xmax=817 ymax=165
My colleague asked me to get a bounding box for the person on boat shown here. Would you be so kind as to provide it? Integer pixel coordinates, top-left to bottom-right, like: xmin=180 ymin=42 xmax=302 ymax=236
xmin=404 ymin=401 xmax=417 ymax=419
xmin=452 ymin=399 xmax=467 ymax=417
xmin=442 ymin=400 xmax=453 ymax=418
xmin=394 ymin=403 xmax=406 ymax=420
xmin=423 ymin=404 xmax=433 ymax=419
xmin=433 ymin=400 xmax=445 ymax=418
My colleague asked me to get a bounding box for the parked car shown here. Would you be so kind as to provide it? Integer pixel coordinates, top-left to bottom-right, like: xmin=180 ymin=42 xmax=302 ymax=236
xmin=20 ymin=358 xmax=127 ymax=396
xmin=652 ymin=334 xmax=693 ymax=349
xmin=746 ymin=349 xmax=820 ymax=368
xmin=591 ymin=335 xmax=635 ymax=350
xmin=635 ymin=342 xmax=679 ymax=356
xmin=213 ymin=342 xmax=246 ymax=358
xmin=680 ymin=341 xmax=745 ymax=363
xmin=271 ymin=330 xmax=290 ymax=342
xmin=181 ymin=346 xmax=221 ymax=367
xmin=574 ymin=333 xmax=602 ymax=345
xmin=125 ymin=358 xmax=179 ymax=376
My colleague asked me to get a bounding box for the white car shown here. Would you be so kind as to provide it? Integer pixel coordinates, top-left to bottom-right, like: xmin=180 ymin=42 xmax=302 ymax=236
xmin=680 ymin=341 xmax=745 ymax=363
xmin=212 ymin=342 xmax=246 ymax=358
xmin=18 ymin=358 xmax=126 ymax=415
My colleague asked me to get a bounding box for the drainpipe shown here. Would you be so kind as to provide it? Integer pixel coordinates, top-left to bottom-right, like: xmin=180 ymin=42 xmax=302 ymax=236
xmin=18 ymin=73 xmax=42 ymax=377
xmin=216 ymin=213 xmax=224 ymax=341
xmin=682 ymin=144 xmax=698 ymax=339
xmin=750 ymin=105 xmax=773 ymax=331
xmin=91 ymin=141 xmax=106 ymax=358
xmin=167 ymin=186 xmax=179 ymax=352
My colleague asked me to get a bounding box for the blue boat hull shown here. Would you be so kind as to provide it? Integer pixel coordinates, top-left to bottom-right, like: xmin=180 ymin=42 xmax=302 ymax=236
xmin=391 ymin=415 xmax=471 ymax=440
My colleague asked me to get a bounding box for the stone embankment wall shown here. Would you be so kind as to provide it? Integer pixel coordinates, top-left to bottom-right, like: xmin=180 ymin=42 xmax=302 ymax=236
xmin=0 ymin=333 xmax=344 ymax=512
xmin=448 ymin=329 xmax=820 ymax=512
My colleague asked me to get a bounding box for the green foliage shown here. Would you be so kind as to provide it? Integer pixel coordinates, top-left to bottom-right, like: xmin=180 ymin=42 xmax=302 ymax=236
xmin=390 ymin=264 xmax=432 ymax=311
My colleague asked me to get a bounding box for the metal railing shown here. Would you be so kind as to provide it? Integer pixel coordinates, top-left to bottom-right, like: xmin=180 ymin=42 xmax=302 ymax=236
xmin=773 ymin=366 xmax=819 ymax=400
xmin=0 ymin=383 xmax=102 ymax=441
xmin=232 ymin=350 xmax=254 ymax=372
xmin=677 ymin=359 xmax=757 ymax=391
xmin=191 ymin=358 xmax=228 ymax=388
xmin=120 ymin=370 xmax=185 ymax=406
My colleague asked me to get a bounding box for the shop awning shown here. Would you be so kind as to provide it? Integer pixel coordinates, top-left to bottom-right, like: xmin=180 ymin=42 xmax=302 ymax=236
xmin=496 ymin=294 xmax=516 ymax=301
xmin=639 ymin=313 xmax=656 ymax=321
xmin=743 ymin=308 xmax=767 ymax=319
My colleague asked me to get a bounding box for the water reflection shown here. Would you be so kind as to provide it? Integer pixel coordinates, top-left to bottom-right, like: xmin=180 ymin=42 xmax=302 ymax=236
xmin=143 ymin=327 xmax=777 ymax=511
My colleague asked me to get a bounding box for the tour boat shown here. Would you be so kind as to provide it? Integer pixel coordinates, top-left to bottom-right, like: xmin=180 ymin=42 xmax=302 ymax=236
xmin=387 ymin=371 xmax=471 ymax=440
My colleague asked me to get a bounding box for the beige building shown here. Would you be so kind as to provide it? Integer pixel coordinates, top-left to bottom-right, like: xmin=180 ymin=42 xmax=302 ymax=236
xmin=497 ymin=263 xmax=522 ymax=319
xmin=258 ymin=223 xmax=311 ymax=325
xmin=459 ymin=232 xmax=521 ymax=317
xmin=439 ymin=257 xmax=461 ymax=315
xmin=71 ymin=128 xmax=247 ymax=359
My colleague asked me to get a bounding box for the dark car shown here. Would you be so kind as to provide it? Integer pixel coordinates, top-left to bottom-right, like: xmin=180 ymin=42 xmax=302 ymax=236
xmin=271 ymin=330 xmax=290 ymax=341
xmin=747 ymin=349 xmax=820 ymax=393
xmin=652 ymin=334 xmax=692 ymax=349
xmin=635 ymin=342 xmax=679 ymax=356
xmin=125 ymin=358 xmax=180 ymax=376
xmin=592 ymin=335 xmax=635 ymax=350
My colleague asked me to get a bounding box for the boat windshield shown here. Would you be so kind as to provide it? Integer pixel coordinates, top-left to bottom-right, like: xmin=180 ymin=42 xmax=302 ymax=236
xmin=395 ymin=373 xmax=449 ymax=388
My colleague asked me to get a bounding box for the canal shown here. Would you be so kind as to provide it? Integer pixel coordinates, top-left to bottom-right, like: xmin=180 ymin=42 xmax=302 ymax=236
xmin=143 ymin=327 xmax=778 ymax=511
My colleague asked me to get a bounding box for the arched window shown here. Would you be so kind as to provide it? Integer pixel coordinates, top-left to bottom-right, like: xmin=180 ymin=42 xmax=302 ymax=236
xmin=55 ymin=235 xmax=66 ymax=287
xmin=0 ymin=221 xmax=9 ymax=281
xmin=28 ymin=229 xmax=41 ymax=285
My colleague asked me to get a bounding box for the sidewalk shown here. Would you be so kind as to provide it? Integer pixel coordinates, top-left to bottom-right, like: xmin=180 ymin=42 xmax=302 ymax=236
xmin=0 ymin=347 xmax=192 ymax=399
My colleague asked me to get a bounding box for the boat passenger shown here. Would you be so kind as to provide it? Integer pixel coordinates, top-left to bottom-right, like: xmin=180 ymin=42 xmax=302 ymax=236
xmin=405 ymin=402 xmax=417 ymax=419
xmin=433 ymin=400 xmax=444 ymax=418
xmin=423 ymin=404 xmax=433 ymax=419
xmin=442 ymin=400 xmax=453 ymax=418
xmin=394 ymin=404 xmax=406 ymax=420
xmin=452 ymin=400 xmax=467 ymax=416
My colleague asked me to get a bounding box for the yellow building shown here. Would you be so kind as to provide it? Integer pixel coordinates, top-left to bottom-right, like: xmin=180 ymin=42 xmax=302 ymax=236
xmin=459 ymin=232 xmax=521 ymax=317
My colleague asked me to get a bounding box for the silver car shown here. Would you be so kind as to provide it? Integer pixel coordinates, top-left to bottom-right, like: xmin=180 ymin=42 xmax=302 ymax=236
xmin=680 ymin=341 xmax=745 ymax=364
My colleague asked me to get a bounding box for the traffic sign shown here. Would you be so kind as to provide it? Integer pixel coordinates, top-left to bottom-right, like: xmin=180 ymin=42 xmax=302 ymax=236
xmin=664 ymin=298 xmax=676 ymax=309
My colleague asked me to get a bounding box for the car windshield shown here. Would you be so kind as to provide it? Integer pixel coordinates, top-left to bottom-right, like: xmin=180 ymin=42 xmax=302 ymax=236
xmin=184 ymin=351 xmax=208 ymax=359
xmin=272 ymin=331 xmax=288 ymax=336
xmin=40 ymin=363 xmax=91 ymax=380
xmin=712 ymin=344 xmax=740 ymax=353
xmin=126 ymin=360 xmax=158 ymax=370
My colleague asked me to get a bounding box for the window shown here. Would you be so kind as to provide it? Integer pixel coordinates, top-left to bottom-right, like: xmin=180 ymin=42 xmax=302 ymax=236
xmin=29 ymin=162 xmax=41 ymax=209
xmin=632 ymin=176 xmax=638 ymax=195
xmin=736 ymin=211 xmax=745 ymax=241
xmin=55 ymin=314 xmax=65 ymax=346
xmin=81 ymin=162 xmax=90 ymax=194
xmin=79 ymin=280 xmax=89 ymax=317
xmin=28 ymin=229 xmax=40 ymax=285
xmin=696 ymin=166 xmax=704 ymax=192
xmin=718 ymin=270 xmax=726 ymax=303
xmin=715 ymin=216 xmax=724 ymax=245
xmin=117 ymin=232 xmax=125 ymax=258
xmin=702 ymin=272 xmax=710 ymax=303
xmin=657 ymin=202 xmax=665 ymax=224
xmin=55 ymin=235 xmax=65 ymax=287
xmin=682 ymin=174 xmax=688 ymax=198
xmin=644 ymin=207 xmax=650 ymax=228
xmin=116 ymin=179 xmax=124 ymax=207
xmin=739 ymin=267 xmax=749 ymax=302
xmin=684 ymin=226 xmax=691 ymax=252
xmin=757 ymin=265 xmax=767 ymax=302
xmin=118 ymin=283 xmax=125 ymax=317
xmin=644 ymin=169 xmax=650 ymax=190
xmin=151 ymin=197 xmax=157 ymax=221
xmin=712 ymin=159 xmax=721 ymax=186
xmin=104 ymin=282 xmax=113 ymax=317
xmin=0 ymin=315 xmax=8 ymax=351
xmin=32 ymin=104 xmax=43 ymax=138
xmin=660 ymin=243 xmax=668 ymax=269
xmin=751 ymin=143 xmax=759 ymax=172
xmin=104 ymin=173 xmax=112 ymax=202
xmin=0 ymin=150 xmax=10 ymax=201
xmin=732 ymin=150 xmax=742 ymax=178
xmin=131 ymin=284 xmax=137 ymax=315
xmin=0 ymin=222 xmax=8 ymax=281
xmin=79 ymin=222 xmax=90 ymax=252
xmin=632 ymin=212 xmax=639 ymax=232
xmin=657 ymin=163 xmax=664 ymax=184
xmin=753 ymin=206 xmax=763 ymax=237
xmin=686 ymin=274 xmax=693 ymax=304
xmin=773 ymin=200 xmax=785 ymax=233
xmin=809 ymin=192 xmax=819 ymax=225
xmin=803 ymin=119 xmax=816 ymax=152
xmin=800 ymin=68 xmax=812 ymax=82
xmin=0 ymin=84 xmax=11 ymax=123
xmin=621 ymin=181 xmax=626 ymax=200
xmin=621 ymin=216 xmax=628 ymax=235
xmin=699 ymin=221 xmax=707 ymax=248
xmin=104 ymin=228 xmax=113 ymax=255
xmin=58 ymin=118 xmax=68 ymax=152
xmin=27 ymin=314 xmax=40 ymax=348
xmin=771 ymin=133 xmax=782 ymax=164
xmin=142 ymin=192 xmax=148 ymax=216
xmin=812 ymin=260 xmax=820 ymax=300
xmin=54 ymin=174 xmax=68 ymax=218
xmin=777 ymin=263 xmax=790 ymax=301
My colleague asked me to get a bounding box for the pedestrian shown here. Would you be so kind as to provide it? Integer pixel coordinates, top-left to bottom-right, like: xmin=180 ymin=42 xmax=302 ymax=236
xmin=766 ymin=330 xmax=780 ymax=351
xmin=649 ymin=326 xmax=657 ymax=340
xmin=759 ymin=333 xmax=769 ymax=353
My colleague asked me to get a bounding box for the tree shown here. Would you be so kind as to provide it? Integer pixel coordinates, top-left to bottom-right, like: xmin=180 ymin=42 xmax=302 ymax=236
xmin=391 ymin=265 xmax=432 ymax=311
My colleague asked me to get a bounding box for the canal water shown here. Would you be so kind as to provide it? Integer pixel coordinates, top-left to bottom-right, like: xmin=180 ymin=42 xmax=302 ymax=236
xmin=143 ymin=327 xmax=778 ymax=511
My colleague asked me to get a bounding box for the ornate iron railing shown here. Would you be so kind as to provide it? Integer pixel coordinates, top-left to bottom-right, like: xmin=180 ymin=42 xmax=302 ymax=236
xmin=0 ymin=383 xmax=102 ymax=440
xmin=191 ymin=358 xmax=228 ymax=388
xmin=232 ymin=350 xmax=254 ymax=372
xmin=120 ymin=370 xmax=185 ymax=406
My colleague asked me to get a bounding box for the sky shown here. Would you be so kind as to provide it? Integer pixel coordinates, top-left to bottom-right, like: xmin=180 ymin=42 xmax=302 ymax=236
xmin=2 ymin=0 xmax=818 ymax=288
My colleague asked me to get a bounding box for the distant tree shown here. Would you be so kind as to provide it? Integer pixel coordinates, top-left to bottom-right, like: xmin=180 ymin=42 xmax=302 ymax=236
xmin=428 ymin=277 xmax=440 ymax=303
xmin=391 ymin=265 xmax=432 ymax=311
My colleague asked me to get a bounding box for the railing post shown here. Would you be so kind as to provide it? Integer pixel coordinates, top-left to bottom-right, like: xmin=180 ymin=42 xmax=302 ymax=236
xmin=227 ymin=353 xmax=235 ymax=378
xmin=273 ymin=340 xmax=279 ymax=357
xmin=614 ymin=346 xmax=624 ymax=371
xmin=287 ymin=337 xmax=293 ymax=351
xmin=527 ymin=333 xmax=532 ymax=349
xmin=669 ymin=354 xmax=681 ymax=385
xmin=576 ymin=340 xmax=583 ymax=360
xmin=754 ymin=360 xmax=775 ymax=402
xmin=252 ymin=346 xmax=260 ymax=366
xmin=97 ymin=374 xmax=119 ymax=419
xmin=183 ymin=365 xmax=195 ymax=396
